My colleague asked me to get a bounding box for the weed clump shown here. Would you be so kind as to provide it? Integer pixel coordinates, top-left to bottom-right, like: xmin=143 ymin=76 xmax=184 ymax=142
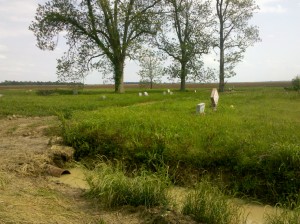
xmin=182 ymin=180 xmax=246 ymax=224
xmin=265 ymin=206 xmax=300 ymax=224
xmin=85 ymin=162 xmax=170 ymax=208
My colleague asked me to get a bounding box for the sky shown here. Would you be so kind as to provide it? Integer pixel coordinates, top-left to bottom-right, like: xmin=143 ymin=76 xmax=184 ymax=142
xmin=0 ymin=0 xmax=299 ymax=84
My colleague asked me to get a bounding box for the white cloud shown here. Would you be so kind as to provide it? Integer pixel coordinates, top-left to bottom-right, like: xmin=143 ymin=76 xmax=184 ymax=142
xmin=0 ymin=0 xmax=38 ymax=38
xmin=257 ymin=0 xmax=287 ymax=13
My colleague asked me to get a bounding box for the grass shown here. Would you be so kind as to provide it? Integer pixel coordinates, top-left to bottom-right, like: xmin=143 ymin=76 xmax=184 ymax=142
xmin=182 ymin=179 xmax=246 ymax=224
xmin=265 ymin=206 xmax=300 ymax=224
xmin=1 ymin=86 xmax=300 ymax=205
xmin=85 ymin=162 xmax=170 ymax=208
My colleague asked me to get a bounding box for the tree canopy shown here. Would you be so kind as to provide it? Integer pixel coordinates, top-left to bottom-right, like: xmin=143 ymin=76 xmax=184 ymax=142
xmin=30 ymin=0 xmax=161 ymax=93
xmin=156 ymin=0 xmax=214 ymax=91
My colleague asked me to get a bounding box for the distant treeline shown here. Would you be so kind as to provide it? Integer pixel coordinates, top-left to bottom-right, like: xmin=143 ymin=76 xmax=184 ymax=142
xmin=0 ymin=81 xmax=83 ymax=86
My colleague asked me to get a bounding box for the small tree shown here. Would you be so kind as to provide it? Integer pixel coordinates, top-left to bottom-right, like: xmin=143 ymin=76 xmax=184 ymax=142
xmin=292 ymin=75 xmax=300 ymax=92
xmin=138 ymin=49 xmax=163 ymax=89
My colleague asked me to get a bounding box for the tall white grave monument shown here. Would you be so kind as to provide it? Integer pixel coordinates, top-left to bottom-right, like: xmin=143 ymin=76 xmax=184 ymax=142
xmin=210 ymin=88 xmax=219 ymax=111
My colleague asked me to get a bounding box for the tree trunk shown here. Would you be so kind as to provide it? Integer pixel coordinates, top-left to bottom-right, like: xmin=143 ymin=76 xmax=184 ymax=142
xmin=114 ymin=59 xmax=125 ymax=93
xmin=219 ymin=46 xmax=225 ymax=92
xmin=219 ymin=18 xmax=225 ymax=92
xmin=180 ymin=62 xmax=187 ymax=91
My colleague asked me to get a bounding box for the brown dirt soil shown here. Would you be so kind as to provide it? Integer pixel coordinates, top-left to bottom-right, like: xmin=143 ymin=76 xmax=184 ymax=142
xmin=0 ymin=116 xmax=197 ymax=224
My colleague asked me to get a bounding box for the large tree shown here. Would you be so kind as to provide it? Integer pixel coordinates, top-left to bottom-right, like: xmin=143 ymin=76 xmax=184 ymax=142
xmin=30 ymin=0 xmax=161 ymax=93
xmin=156 ymin=0 xmax=213 ymax=91
xmin=215 ymin=0 xmax=260 ymax=92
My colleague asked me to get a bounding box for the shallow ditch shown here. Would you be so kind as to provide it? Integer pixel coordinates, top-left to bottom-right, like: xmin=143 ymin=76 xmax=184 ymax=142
xmin=49 ymin=167 xmax=280 ymax=224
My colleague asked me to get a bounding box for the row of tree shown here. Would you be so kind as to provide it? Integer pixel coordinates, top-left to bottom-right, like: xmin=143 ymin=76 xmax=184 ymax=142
xmin=0 ymin=80 xmax=82 ymax=86
xmin=30 ymin=0 xmax=260 ymax=93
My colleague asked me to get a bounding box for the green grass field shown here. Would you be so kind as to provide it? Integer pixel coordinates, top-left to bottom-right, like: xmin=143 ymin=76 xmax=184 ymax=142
xmin=0 ymin=86 xmax=299 ymax=206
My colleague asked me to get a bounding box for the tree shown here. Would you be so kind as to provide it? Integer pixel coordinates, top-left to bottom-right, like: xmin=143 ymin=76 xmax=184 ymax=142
xmin=29 ymin=0 xmax=161 ymax=93
xmin=156 ymin=0 xmax=214 ymax=91
xmin=215 ymin=0 xmax=260 ymax=92
xmin=138 ymin=49 xmax=163 ymax=89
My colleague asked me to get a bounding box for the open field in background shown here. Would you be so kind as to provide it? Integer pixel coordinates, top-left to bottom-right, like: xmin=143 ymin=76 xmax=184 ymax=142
xmin=0 ymin=83 xmax=300 ymax=223
xmin=0 ymin=81 xmax=292 ymax=90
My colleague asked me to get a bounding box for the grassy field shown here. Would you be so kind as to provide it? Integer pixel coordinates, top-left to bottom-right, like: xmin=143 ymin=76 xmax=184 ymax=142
xmin=0 ymin=84 xmax=299 ymax=208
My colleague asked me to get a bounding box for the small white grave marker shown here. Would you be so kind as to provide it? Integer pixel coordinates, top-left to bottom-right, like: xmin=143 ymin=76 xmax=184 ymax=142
xmin=169 ymin=91 xmax=173 ymax=95
xmin=196 ymin=103 xmax=205 ymax=114
xmin=163 ymin=91 xmax=167 ymax=95
xmin=143 ymin=92 xmax=149 ymax=96
xmin=139 ymin=92 xmax=143 ymax=97
xmin=167 ymin=89 xmax=170 ymax=93
xmin=210 ymin=88 xmax=219 ymax=110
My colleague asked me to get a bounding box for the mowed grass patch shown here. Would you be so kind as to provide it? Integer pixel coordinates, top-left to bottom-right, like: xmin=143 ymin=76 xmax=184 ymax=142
xmin=61 ymin=87 xmax=300 ymax=204
xmin=0 ymin=88 xmax=192 ymax=117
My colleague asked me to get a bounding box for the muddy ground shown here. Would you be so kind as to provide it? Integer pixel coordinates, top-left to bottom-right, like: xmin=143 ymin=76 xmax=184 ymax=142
xmin=0 ymin=116 xmax=197 ymax=224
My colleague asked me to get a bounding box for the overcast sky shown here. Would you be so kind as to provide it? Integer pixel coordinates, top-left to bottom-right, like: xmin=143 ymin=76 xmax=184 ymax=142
xmin=0 ymin=0 xmax=299 ymax=84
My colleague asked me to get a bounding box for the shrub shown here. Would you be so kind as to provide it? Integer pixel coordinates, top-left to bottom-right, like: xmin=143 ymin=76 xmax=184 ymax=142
xmin=292 ymin=75 xmax=300 ymax=91
xmin=182 ymin=180 xmax=246 ymax=224
xmin=85 ymin=162 xmax=170 ymax=208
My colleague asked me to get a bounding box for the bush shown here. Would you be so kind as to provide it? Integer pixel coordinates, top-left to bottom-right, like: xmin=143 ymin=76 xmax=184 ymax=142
xmin=85 ymin=162 xmax=170 ymax=208
xmin=292 ymin=75 xmax=300 ymax=91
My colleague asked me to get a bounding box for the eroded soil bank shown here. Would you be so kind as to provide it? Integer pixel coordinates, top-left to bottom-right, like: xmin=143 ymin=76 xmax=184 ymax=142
xmin=0 ymin=116 xmax=196 ymax=224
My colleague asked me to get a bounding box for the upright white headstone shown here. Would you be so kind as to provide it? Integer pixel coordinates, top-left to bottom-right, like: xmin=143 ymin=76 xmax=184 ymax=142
xmin=196 ymin=103 xmax=205 ymax=114
xmin=139 ymin=92 xmax=143 ymax=97
xmin=144 ymin=92 xmax=149 ymax=96
xmin=210 ymin=88 xmax=219 ymax=110
xmin=167 ymin=89 xmax=170 ymax=93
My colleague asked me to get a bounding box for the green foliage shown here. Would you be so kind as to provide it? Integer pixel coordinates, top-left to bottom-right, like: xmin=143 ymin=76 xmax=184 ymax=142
xmin=182 ymin=180 xmax=246 ymax=224
xmin=291 ymin=75 xmax=300 ymax=91
xmin=85 ymin=162 xmax=170 ymax=208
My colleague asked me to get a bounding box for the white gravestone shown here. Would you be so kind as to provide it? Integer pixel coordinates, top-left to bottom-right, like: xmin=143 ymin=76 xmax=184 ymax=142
xmin=210 ymin=88 xmax=219 ymax=110
xmin=143 ymin=92 xmax=149 ymax=96
xmin=139 ymin=92 xmax=143 ymax=96
xmin=163 ymin=91 xmax=167 ymax=95
xmin=196 ymin=103 xmax=205 ymax=114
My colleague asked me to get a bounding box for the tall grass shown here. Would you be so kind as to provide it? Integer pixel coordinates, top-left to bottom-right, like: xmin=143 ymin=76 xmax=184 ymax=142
xmin=85 ymin=162 xmax=170 ymax=208
xmin=182 ymin=180 xmax=246 ymax=224
xmin=265 ymin=207 xmax=300 ymax=224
